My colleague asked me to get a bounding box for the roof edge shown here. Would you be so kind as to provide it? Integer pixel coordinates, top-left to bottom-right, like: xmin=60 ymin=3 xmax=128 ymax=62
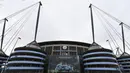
xmin=38 ymin=40 xmax=91 ymax=47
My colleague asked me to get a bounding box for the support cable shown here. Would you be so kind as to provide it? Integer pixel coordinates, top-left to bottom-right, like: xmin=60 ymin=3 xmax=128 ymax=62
xmin=10 ymin=37 xmax=21 ymax=54
xmin=93 ymin=8 xmax=124 ymax=53
xmin=98 ymin=11 xmax=130 ymax=49
xmin=92 ymin=5 xmax=130 ymax=31
xmin=93 ymin=8 xmax=120 ymax=48
xmin=4 ymin=16 xmax=30 ymax=52
xmin=0 ymin=2 xmax=39 ymax=22
xmin=92 ymin=5 xmax=121 ymax=23
xmin=95 ymin=10 xmax=124 ymax=55
xmin=0 ymin=5 xmax=36 ymax=38
xmin=124 ymin=24 xmax=130 ymax=30
xmin=94 ymin=8 xmax=130 ymax=51
xmin=3 ymin=10 xmax=33 ymax=52
xmin=3 ymin=21 xmax=24 ymax=51
xmin=103 ymin=22 xmax=119 ymax=48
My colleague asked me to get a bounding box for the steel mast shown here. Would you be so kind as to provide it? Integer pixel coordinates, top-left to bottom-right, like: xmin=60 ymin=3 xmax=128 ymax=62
xmin=1 ymin=18 xmax=8 ymax=50
xmin=120 ymin=22 xmax=126 ymax=53
xmin=34 ymin=1 xmax=42 ymax=41
xmin=89 ymin=4 xmax=95 ymax=43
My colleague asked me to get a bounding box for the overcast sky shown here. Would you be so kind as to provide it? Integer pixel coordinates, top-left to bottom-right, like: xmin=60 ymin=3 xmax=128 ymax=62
xmin=0 ymin=0 xmax=130 ymax=55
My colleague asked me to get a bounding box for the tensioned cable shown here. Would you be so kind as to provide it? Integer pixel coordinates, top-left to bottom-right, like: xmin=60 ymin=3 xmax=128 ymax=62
xmin=4 ymin=24 xmax=24 ymax=52
xmin=0 ymin=2 xmax=39 ymax=22
xmin=96 ymin=10 xmax=130 ymax=52
xmin=92 ymin=5 xmax=130 ymax=31
xmin=95 ymin=12 xmax=120 ymax=54
xmin=3 ymin=8 xmax=33 ymax=50
xmin=94 ymin=7 xmax=130 ymax=51
xmin=0 ymin=5 xmax=37 ymax=38
xmin=119 ymin=47 xmax=123 ymax=53
xmin=93 ymin=7 xmax=127 ymax=53
xmin=97 ymin=10 xmax=130 ymax=48
xmin=93 ymin=7 xmax=123 ymax=53
xmin=91 ymin=4 xmax=130 ymax=53
xmin=103 ymin=17 xmax=130 ymax=50
xmin=92 ymin=5 xmax=121 ymax=23
xmin=124 ymin=24 xmax=130 ymax=30
xmin=93 ymin=8 xmax=119 ymax=48
xmin=95 ymin=9 xmax=124 ymax=54
xmin=3 ymin=9 xmax=33 ymax=52
xmin=4 ymin=13 xmax=32 ymax=52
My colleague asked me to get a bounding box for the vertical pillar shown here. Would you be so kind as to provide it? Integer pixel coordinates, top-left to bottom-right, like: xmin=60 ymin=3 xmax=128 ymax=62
xmin=120 ymin=22 xmax=125 ymax=53
xmin=1 ymin=18 xmax=8 ymax=50
xmin=34 ymin=2 xmax=42 ymax=41
xmin=89 ymin=4 xmax=95 ymax=43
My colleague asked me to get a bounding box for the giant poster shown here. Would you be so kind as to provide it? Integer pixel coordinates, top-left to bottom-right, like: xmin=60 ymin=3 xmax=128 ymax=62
xmin=48 ymin=55 xmax=80 ymax=73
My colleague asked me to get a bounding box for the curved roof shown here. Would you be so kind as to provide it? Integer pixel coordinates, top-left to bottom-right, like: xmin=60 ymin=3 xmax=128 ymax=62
xmin=38 ymin=40 xmax=91 ymax=47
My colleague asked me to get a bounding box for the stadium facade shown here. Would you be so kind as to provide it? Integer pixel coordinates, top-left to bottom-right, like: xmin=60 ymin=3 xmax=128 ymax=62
xmin=38 ymin=41 xmax=90 ymax=73
xmin=0 ymin=41 xmax=129 ymax=73
xmin=0 ymin=1 xmax=129 ymax=73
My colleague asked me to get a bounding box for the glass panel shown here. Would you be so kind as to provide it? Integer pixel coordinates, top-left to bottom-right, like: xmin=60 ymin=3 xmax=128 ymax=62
xmin=54 ymin=46 xmax=60 ymax=50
